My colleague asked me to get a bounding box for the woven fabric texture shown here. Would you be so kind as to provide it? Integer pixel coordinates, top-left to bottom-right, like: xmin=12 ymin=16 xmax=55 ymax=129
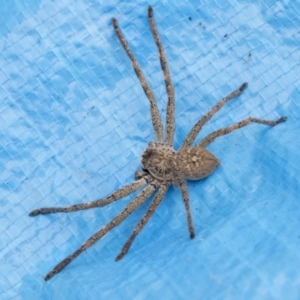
xmin=1 ymin=0 xmax=300 ymax=299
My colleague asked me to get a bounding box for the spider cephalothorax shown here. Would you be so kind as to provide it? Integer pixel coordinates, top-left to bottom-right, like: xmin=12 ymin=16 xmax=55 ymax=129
xmin=29 ymin=6 xmax=286 ymax=281
xmin=141 ymin=142 xmax=175 ymax=181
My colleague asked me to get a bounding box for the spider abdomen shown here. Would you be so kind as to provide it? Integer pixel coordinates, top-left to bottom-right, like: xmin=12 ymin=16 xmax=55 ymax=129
xmin=175 ymin=147 xmax=220 ymax=180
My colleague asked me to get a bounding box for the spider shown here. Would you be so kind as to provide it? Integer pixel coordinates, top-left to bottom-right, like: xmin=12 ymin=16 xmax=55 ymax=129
xmin=29 ymin=6 xmax=287 ymax=281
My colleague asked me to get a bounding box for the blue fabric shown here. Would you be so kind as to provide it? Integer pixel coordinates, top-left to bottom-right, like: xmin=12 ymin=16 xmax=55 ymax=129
xmin=1 ymin=0 xmax=300 ymax=299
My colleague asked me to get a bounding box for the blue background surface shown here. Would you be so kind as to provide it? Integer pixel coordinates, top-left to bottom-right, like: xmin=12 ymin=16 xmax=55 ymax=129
xmin=1 ymin=0 xmax=300 ymax=299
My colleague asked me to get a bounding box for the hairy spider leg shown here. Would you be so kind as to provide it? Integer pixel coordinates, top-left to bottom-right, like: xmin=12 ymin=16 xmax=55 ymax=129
xmin=116 ymin=182 xmax=170 ymax=261
xmin=199 ymin=116 xmax=287 ymax=148
xmin=181 ymin=82 xmax=248 ymax=149
xmin=44 ymin=182 xmax=159 ymax=281
xmin=29 ymin=176 xmax=151 ymax=216
xmin=112 ymin=17 xmax=163 ymax=143
xmin=148 ymin=6 xmax=175 ymax=146
xmin=178 ymin=179 xmax=195 ymax=238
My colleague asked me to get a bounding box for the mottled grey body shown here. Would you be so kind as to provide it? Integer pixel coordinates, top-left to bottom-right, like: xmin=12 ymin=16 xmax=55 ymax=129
xmin=174 ymin=146 xmax=220 ymax=180
xmin=141 ymin=142 xmax=220 ymax=182
xmin=29 ymin=6 xmax=286 ymax=281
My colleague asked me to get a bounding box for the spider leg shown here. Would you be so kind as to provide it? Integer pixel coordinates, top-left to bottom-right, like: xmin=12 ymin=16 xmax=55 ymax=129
xmin=148 ymin=6 xmax=175 ymax=146
xmin=181 ymin=82 xmax=248 ymax=149
xmin=178 ymin=179 xmax=195 ymax=238
xmin=44 ymin=181 xmax=159 ymax=281
xmin=199 ymin=116 xmax=287 ymax=148
xmin=29 ymin=176 xmax=151 ymax=216
xmin=115 ymin=182 xmax=170 ymax=261
xmin=112 ymin=17 xmax=163 ymax=143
